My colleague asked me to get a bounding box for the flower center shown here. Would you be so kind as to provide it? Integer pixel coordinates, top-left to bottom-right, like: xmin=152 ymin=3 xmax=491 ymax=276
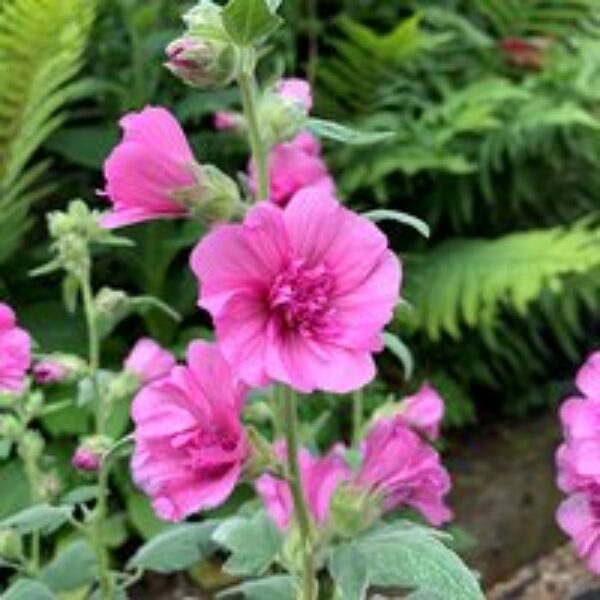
xmin=172 ymin=427 xmax=239 ymax=472
xmin=269 ymin=259 xmax=338 ymax=338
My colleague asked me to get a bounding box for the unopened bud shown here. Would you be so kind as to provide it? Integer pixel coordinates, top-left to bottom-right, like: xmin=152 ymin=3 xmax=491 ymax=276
xmin=0 ymin=414 xmax=22 ymax=440
xmin=72 ymin=436 xmax=112 ymax=473
xmin=243 ymin=427 xmax=276 ymax=479
xmin=165 ymin=36 xmax=237 ymax=89
xmin=258 ymin=91 xmax=308 ymax=147
xmin=19 ymin=431 xmax=44 ymax=462
xmin=24 ymin=391 xmax=44 ymax=418
xmin=0 ymin=530 xmax=23 ymax=561
xmin=330 ymin=484 xmax=381 ymax=538
xmin=32 ymin=354 xmax=86 ymax=385
xmin=172 ymin=163 xmax=242 ymax=224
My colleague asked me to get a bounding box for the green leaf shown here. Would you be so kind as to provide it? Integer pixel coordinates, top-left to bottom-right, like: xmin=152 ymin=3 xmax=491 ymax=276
xmin=328 ymin=544 xmax=368 ymax=600
xmin=364 ymin=210 xmax=430 ymax=238
xmin=127 ymin=522 xmax=217 ymax=573
xmin=383 ymin=332 xmax=414 ymax=380
xmin=0 ymin=462 xmax=29 ymax=519
xmin=0 ymin=505 xmax=72 ymax=536
xmin=356 ymin=523 xmax=483 ymax=599
xmin=60 ymin=486 xmax=98 ymax=505
xmin=125 ymin=491 xmax=169 ymax=540
xmin=222 ymin=0 xmax=282 ymax=46
xmin=0 ymin=579 xmax=55 ymax=600
xmin=217 ymin=575 xmax=293 ymax=600
xmin=213 ymin=510 xmax=283 ymax=577
xmin=40 ymin=539 xmax=96 ymax=592
xmin=307 ymin=118 xmax=395 ymax=146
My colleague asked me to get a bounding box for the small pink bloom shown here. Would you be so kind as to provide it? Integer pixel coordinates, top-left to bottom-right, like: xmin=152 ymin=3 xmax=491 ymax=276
xmin=124 ymin=338 xmax=176 ymax=384
xmin=214 ymin=111 xmax=240 ymax=131
xmin=191 ymin=188 xmax=401 ymax=393
xmin=274 ymin=78 xmax=312 ymax=112
xmin=101 ymin=106 xmax=195 ymax=229
xmin=32 ymin=360 xmax=68 ymax=385
xmin=131 ymin=341 xmax=248 ymax=522
xmin=256 ymin=443 xmax=350 ymax=530
xmin=249 ymin=132 xmax=335 ymax=208
xmin=72 ymin=447 xmax=102 ymax=473
xmin=557 ymin=488 xmax=600 ymax=573
xmin=0 ymin=302 xmax=31 ymax=394
xmin=357 ymin=416 xmax=452 ymax=526
xmin=398 ymin=382 xmax=444 ymax=441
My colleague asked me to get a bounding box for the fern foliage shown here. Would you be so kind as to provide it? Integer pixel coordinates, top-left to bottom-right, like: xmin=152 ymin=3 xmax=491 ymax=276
xmin=0 ymin=0 xmax=96 ymax=265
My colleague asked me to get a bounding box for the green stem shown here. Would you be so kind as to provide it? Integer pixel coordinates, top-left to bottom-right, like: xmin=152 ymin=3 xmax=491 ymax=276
xmin=282 ymin=386 xmax=317 ymax=600
xmin=79 ymin=271 xmax=113 ymax=599
xmin=238 ymin=60 xmax=269 ymax=202
xmin=352 ymin=390 xmax=363 ymax=445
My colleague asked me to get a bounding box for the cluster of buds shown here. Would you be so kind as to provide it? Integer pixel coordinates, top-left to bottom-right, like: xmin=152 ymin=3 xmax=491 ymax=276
xmin=166 ymin=1 xmax=238 ymax=89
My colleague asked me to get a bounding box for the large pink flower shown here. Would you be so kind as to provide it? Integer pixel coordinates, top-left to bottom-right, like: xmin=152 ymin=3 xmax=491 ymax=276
xmin=255 ymin=443 xmax=350 ymax=530
xmin=0 ymin=303 xmax=31 ymax=393
xmin=250 ymin=132 xmax=335 ymax=208
xmin=101 ymin=106 xmax=195 ymax=228
xmin=131 ymin=341 xmax=248 ymax=522
xmin=190 ymin=188 xmax=401 ymax=393
xmin=557 ymin=488 xmax=600 ymax=573
xmin=356 ymin=416 xmax=452 ymax=526
xmin=125 ymin=338 xmax=176 ymax=385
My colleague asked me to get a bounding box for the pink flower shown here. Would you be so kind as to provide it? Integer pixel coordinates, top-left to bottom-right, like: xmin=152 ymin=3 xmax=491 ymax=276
xmin=356 ymin=416 xmax=452 ymax=526
xmin=101 ymin=106 xmax=195 ymax=229
xmin=131 ymin=341 xmax=248 ymax=522
xmin=255 ymin=444 xmax=350 ymax=530
xmin=398 ymin=382 xmax=444 ymax=441
xmin=250 ymin=132 xmax=335 ymax=208
xmin=190 ymin=188 xmax=401 ymax=393
xmin=557 ymin=488 xmax=600 ymax=573
xmin=275 ymin=78 xmax=312 ymax=113
xmin=72 ymin=447 xmax=102 ymax=473
xmin=124 ymin=338 xmax=176 ymax=384
xmin=32 ymin=360 xmax=68 ymax=385
xmin=576 ymin=351 xmax=600 ymax=400
xmin=0 ymin=303 xmax=31 ymax=394
xmin=214 ymin=111 xmax=240 ymax=131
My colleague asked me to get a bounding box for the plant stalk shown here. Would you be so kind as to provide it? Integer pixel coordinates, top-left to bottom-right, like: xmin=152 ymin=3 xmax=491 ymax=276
xmin=237 ymin=61 xmax=269 ymax=202
xmin=352 ymin=389 xmax=363 ymax=445
xmin=282 ymin=386 xmax=317 ymax=600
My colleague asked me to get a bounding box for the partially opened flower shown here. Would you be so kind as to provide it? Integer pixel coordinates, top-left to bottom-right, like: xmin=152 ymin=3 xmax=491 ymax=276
xmin=125 ymin=338 xmax=176 ymax=385
xmin=0 ymin=303 xmax=31 ymax=394
xmin=32 ymin=360 xmax=68 ymax=386
xmin=249 ymin=132 xmax=335 ymax=207
xmin=356 ymin=416 xmax=452 ymax=526
xmin=131 ymin=341 xmax=248 ymax=521
xmin=191 ymin=188 xmax=401 ymax=393
xmin=256 ymin=443 xmax=350 ymax=530
xmin=274 ymin=78 xmax=312 ymax=113
xmin=398 ymin=382 xmax=445 ymax=441
xmin=101 ymin=106 xmax=196 ymax=228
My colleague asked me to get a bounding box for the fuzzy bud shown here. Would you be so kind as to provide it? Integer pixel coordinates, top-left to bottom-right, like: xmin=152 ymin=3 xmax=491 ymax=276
xmin=165 ymin=35 xmax=237 ymax=89
xmin=0 ymin=414 xmax=22 ymax=440
xmin=18 ymin=431 xmax=44 ymax=462
xmin=72 ymin=436 xmax=112 ymax=473
xmin=172 ymin=163 xmax=242 ymax=224
xmin=32 ymin=354 xmax=86 ymax=386
xmin=0 ymin=530 xmax=23 ymax=561
xmin=40 ymin=472 xmax=62 ymax=502
xmin=329 ymin=484 xmax=381 ymax=538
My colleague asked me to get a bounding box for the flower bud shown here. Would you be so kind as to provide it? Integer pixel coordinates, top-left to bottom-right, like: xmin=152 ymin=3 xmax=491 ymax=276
xmin=0 ymin=530 xmax=23 ymax=561
xmin=32 ymin=354 xmax=86 ymax=386
xmin=40 ymin=472 xmax=62 ymax=502
xmin=165 ymin=35 xmax=237 ymax=89
xmin=24 ymin=391 xmax=44 ymax=418
xmin=18 ymin=431 xmax=44 ymax=462
xmin=242 ymin=426 xmax=276 ymax=479
xmin=72 ymin=436 xmax=112 ymax=473
xmin=258 ymin=91 xmax=308 ymax=147
xmin=172 ymin=163 xmax=243 ymax=224
xmin=214 ymin=111 xmax=245 ymax=132
xmin=0 ymin=414 xmax=22 ymax=440
xmin=329 ymin=484 xmax=381 ymax=538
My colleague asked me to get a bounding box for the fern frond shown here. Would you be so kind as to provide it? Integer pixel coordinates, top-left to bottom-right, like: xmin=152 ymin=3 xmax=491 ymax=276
xmin=0 ymin=0 xmax=96 ymax=264
xmin=404 ymin=221 xmax=600 ymax=340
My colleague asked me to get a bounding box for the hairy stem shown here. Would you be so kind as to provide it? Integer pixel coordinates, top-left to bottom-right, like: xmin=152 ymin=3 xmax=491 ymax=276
xmin=352 ymin=389 xmax=363 ymax=445
xmin=79 ymin=271 xmax=112 ymax=599
xmin=238 ymin=58 xmax=269 ymax=202
xmin=282 ymin=386 xmax=317 ymax=600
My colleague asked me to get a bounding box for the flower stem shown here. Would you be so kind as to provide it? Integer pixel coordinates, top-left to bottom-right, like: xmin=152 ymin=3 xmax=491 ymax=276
xmin=282 ymin=386 xmax=317 ymax=600
xmin=352 ymin=389 xmax=363 ymax=445
xmin=237 ymin=56 xmax=269 ymax=202
xmin=79 ymin=271 xmax=113 ymax=599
